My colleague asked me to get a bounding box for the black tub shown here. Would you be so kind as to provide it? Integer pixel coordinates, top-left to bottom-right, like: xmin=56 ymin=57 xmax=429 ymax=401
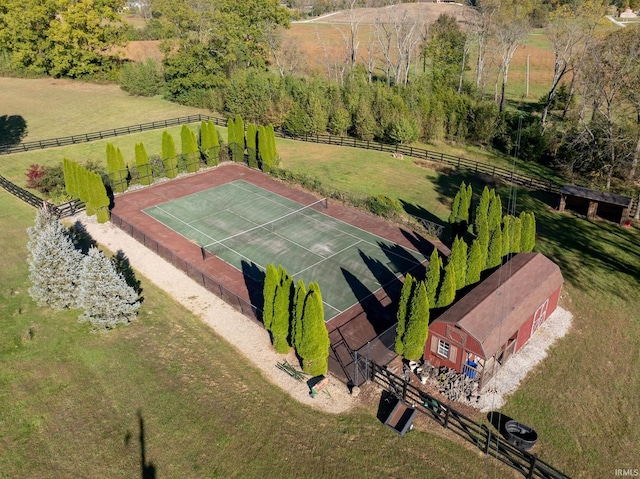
xmin=504 ymin=420 xmax=538 ymax=450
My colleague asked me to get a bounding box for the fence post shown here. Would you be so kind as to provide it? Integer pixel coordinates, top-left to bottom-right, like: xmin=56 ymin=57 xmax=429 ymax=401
xmin=526 ymin=454 xmax=538 ymax=479
xmin=443 ymin=405 xmax=450 ymax=429
xmin=483 ymin=425 xmax=492 ymax=454
xmin=402 ymin=375 xmax=408 ymax=401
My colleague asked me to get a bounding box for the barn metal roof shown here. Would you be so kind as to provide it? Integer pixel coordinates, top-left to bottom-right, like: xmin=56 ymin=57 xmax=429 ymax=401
xmin=561 ymin=185 xmax=631 ymax=207
xmin=433 ymin=253 xmax=563 ymax=359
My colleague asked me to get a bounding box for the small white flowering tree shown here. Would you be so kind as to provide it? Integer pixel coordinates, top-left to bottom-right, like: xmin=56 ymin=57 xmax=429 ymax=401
xmin=27 ymin=205 xmax=82 ymax=310
xmin=78 ymin=247 xmax=140 ymax=331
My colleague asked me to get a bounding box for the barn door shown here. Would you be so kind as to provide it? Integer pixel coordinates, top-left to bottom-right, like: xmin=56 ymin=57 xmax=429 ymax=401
xmin=531 ymin=299 xmax=549 ymax=336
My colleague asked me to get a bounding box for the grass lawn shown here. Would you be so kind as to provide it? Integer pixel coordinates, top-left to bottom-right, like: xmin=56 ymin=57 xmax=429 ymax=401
xmin=0 ymin=189 xmax=517 ymax=479
xmin=2 ymin=77 xmax=638 ymax=478
xmin=0 ymin=77 xmax=208 ymax=143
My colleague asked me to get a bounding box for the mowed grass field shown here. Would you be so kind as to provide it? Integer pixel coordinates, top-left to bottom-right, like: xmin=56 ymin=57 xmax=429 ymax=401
xmin=1 ymin=75 xmax=638 ymax=477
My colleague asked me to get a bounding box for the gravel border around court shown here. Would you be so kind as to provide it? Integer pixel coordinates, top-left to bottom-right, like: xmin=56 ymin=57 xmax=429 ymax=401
xmin=477 ymin=305 xmax=573 ymax=412
xmin=73 ymin=213 xmax=356 ymax=415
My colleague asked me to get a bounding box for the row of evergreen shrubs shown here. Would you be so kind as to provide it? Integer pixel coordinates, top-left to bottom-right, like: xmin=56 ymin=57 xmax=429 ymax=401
xmin=395 ymin=183 xmax=537 ymax=361
xmin=262 ymin=264 xmax=330 ymax=377
xmin=63 ymin=158 xmax=110 ymax=223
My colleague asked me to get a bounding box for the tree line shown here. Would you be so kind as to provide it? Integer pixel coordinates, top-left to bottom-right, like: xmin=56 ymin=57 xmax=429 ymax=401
xmin=3 ymin=0 xmax=639 ymax=203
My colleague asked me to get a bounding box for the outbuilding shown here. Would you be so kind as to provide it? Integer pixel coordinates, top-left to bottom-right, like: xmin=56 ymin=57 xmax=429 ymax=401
xmin=558 ymin=185 xmax=632 ymax=225
xmin=424 ymin=253 xmax=563 ymax=390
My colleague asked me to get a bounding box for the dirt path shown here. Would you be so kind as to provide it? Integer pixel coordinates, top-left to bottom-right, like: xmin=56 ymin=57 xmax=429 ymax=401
xmin=74 ymin=213 xmax=356 ymax=414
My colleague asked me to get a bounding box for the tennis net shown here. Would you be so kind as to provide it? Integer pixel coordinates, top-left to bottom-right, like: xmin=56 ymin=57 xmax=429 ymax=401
xmin=204 ymin=198 xmax=327 ymax=255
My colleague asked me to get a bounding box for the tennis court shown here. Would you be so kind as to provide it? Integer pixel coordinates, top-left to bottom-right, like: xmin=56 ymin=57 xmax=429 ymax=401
xmin=144 ymin=179 xmax=427 ymax=321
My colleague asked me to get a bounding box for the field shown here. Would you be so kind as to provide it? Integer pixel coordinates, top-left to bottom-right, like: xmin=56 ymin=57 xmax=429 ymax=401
xmin=1 ymin=64 xmax=639 ymax=478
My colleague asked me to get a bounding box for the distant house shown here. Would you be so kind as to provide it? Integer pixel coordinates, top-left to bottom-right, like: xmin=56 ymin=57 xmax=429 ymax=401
xmin=423 ymin=253 xmax=563 ymax=390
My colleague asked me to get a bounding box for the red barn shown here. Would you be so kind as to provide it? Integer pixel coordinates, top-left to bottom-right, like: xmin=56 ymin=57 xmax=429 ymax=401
xmin=424 ymin=253 xmax=563 ymax=389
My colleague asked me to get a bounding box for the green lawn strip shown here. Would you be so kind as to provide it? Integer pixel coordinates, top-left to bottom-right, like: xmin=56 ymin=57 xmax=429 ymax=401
xmin=0 ymin=190 xmax=513 ymax=478
xmin=0 ymin=77 xmax=208 ymax=142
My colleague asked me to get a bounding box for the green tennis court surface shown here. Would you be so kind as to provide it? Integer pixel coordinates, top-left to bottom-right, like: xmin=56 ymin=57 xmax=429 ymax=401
xmin=144 ymin=180 xmax=427 ymax=321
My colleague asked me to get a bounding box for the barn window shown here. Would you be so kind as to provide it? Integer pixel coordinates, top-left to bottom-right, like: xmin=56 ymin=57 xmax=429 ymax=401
xmin=437 ymin=339 xmax=450 ymax=358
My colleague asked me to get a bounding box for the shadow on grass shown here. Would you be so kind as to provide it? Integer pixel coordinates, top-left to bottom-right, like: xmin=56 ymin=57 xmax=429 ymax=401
xmin=138 ymin=410 xmax=157 ymax=479
xmin=518 ymin=191 xmax=640 ymax=298
xmin=0 ymin=114 xmax=27 ymax=147
xmin=241 ymin=261 xmax=265 ymax=323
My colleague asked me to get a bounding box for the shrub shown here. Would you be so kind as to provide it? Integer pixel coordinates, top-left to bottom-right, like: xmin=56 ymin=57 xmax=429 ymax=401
xmin=365 ymin=195 xmax=402 ymax=218
xmin=25 ymin=164 xmax=46 ymax=190
xmin=119 ymin=58 xmax=164 ymax=97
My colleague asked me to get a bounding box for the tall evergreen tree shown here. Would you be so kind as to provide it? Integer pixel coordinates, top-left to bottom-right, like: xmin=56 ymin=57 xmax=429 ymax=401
xmin=436 ymin=261 xmax=456 ymax=308
xmin=63 ymin=158 xmax=77 ymax=198
xmin=246 ymin=123 xmax=259 ymax=168
xmin=474 ymin=186 xmax=491 ymax=234
xmin=267 ymin=124 xmax=278 ymax=166
xmin=487 ymin=192 xmax=503 ymax=236
xmin=181 ymin=125 xmax=199 ymax=173
xmin=298 ymin=282 xmax=329 ymax=376
xmin=395 ymin=273 xmax=415 ymax=355
xmin=510 ymin=215 xmax=522 ymax=254
xmin=200 ymin=120 xmax=219 ymax=166
xmin=520 ymin=212 xmax=536 ymax=252
xmin=227 ymin=117 xmax=236 ymax=160
xmin=234 ymin=114 xmax=245 ymax=163
xmin=106 ymin=143 xmax=128 ymax=193
xmin=135 ymin=142 xmax=153 ymax=186
xmin=262 ymin=264 xmax=279 ymax=331
xmin=486 ymin=226 xmax=503 ymax=269
xmin=450 ymin=236 xmax=468 ymax=291
xmin=502 ymin=215 xmax=512 ymax=258
xmin=466 ymin=238 xmax=483 ymax=286
xmin=448 ymin=191 xmax=461 ymax=224
xmin=402 ymin=281 xmax=430 ymax=361
xmin=91 ymin=171 xmax=110 ymax=224
xmin=291 ymin=280 xmax=307 ymax=351
xmin=162 ymin=130 xmax=179 ymax=178
xmin=272 ymin=266 xmax=293 ymax=353
xmin=78 ymin=247 xmax=140 ymax=331
xmin=27 ymin=208 xmax=82 ymax=310
xmin=425 ymin=248 xmax=442 ymax=309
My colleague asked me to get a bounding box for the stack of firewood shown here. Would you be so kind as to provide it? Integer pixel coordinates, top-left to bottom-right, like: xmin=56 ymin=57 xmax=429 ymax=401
xmin=435 ymin=367 xmax=480 ymax=404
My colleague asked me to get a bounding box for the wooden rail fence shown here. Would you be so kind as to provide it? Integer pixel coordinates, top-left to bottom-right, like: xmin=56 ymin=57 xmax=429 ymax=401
xmin=364 ymin=359 xmax=570 ymax=479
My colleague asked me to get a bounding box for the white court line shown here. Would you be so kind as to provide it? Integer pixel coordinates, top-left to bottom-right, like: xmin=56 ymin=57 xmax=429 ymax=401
xmin=144 ymin=205 xmax=218 ymax=244
xmin=292 ymin=240 xmax=364 ymax=277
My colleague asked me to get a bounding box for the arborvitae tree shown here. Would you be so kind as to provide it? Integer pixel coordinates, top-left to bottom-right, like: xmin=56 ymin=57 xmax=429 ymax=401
xmin=436 ymin=261 xmax=456 ymax=308
xmin=510 ymin=216 xmax=522 ymax=254
xmin=463 ymin=182 xmax=473 ymax=223
xmin=267 ymin=124 xmax=278 ymax=166
xmin=425 ymin=248 xmax=442 ymax=309
xmin=227 ymin=117 xmax=236 ymax=160
xmin=291 ymin=280 xmax=307 ymax=351
xmin=63 ymin=158 xmax=77 ymax=198
xmin=402 ymin=281 xmax=430 ymax=361
xmin=78 ymin=166 xmax=94 ymax=216
xmin=487 ymin=191 xmax=503 ymax=236
xmin=486 ymin=226 xmax=503 ymax=269
xmin=262 ymin=264 xmax=279 ymax=331
xmin=27 ymin=207 xmax=82 ymax=310
xmin=272 ymin=266 xmax=293 ymax=353
xmin=395 ymin=273 xmax=415 ymax=355
xmin=450 ymin=236 xmax=468 ymax=291
xmin=257 ymin=125 xmax=271 ymax=172
xmin=106 ymin=143 xmax=127 ymax=193
xmin=161 ymin=130 xmax=179 ymax=179
xmin=501 ymin=217 xmax=511 ymax=259
xmin=298 ymin=282 xmax=329 ymax=376
xmin=181 ymin=125 xmax=200 ymax=173
xmin=200 ymin=120 xmax=219 ymax=166
xmin=246 ymin=123 xmax=258 ymax=168
xmin=474 ymin=186 xmax=491 ymax=234
xmin=135 ymin=142 xmax=153 ymax=186
xmin=234 ymin=114 xmax=245 ymax=162
xmin=466 ymin=238 xmax=483 ymax=286
xmin=448 ymin=192 xmax=461 ymax=224
xmin=92 ymin=171 xmax=110 ymax=224
xmin=78 ymin=247 xmax=140 ymax=331
xmin=520 ymin=211 xmax=536 ymax=253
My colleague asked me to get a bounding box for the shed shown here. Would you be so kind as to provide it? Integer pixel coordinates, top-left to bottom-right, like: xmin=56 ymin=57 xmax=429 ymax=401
xmin=424 ymin=253 xmax=563 ymax=390
xmin=559 ymin=185 xmax=631 ymax=225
